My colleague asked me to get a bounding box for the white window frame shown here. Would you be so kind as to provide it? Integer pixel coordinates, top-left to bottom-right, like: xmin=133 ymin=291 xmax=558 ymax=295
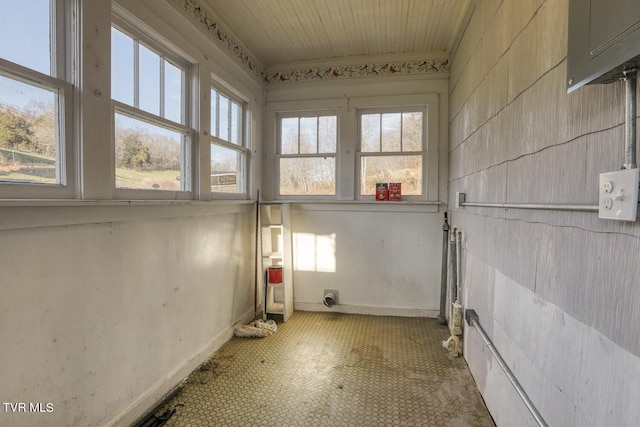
xmin=0 ymin=0 xmax=75 ymax=199
xmin=111 ymin=12 xmax=194 ymax=200
xmin=210 ymin=82 xmax=250 ymax=199
xmin=275 ymin=110 xmax=339 ymax=200
xmin=352 ymin=94 xmax=439 ymax=202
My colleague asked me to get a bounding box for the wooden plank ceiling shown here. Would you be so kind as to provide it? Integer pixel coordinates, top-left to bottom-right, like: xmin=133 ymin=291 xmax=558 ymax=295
xmin=198 ymin=0 xmax=472 ymax=71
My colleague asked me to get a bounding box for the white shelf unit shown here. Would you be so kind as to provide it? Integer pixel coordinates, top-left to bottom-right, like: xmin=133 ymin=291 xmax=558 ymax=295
xmin=260 ymin=203 xmax=293 ymax=321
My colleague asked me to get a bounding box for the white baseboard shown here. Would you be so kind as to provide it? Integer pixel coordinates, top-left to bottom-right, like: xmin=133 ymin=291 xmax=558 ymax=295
xmin=294 ymin=302 xmax=439 ymax=318
xmin=107 ymin=306 xmax=256 ymax=427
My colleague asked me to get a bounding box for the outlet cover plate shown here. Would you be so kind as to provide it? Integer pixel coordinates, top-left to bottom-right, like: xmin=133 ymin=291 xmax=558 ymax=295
xmin=598 ymin=169 xmax=639 ymax=221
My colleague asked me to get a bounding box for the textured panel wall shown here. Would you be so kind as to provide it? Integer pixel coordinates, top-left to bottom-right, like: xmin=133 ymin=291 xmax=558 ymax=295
xmin=449 ymin=0 xmax=640 ymax=425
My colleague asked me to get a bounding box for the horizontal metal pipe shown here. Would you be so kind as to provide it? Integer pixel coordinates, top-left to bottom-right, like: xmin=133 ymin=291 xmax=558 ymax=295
xmin=470 ymin=318 xmax=548 ymax=427
xmin=462 ymin=201 xmax=598 ymax=212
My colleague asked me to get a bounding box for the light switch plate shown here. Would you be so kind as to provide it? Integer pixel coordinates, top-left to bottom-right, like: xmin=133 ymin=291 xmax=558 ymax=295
xmin=598 ymin=169 xmax=640 ymax=221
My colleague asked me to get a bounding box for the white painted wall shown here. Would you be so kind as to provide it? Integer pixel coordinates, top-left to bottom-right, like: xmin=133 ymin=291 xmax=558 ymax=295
xmin=0 ymin=204 xmax=256 ymax=427
xmin=291 ymin=204 xmax=443 ymax=316
xmin=265 ymin=77 xmax=450 ymax=317
xmin=450 ymin=0 xmax=640 ymax=425
xmin=0 ymin=0 xmax=264 ymax=425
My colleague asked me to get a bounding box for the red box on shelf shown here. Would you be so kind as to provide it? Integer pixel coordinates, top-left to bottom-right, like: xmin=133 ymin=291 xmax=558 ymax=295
xmin=268 ymin=266 xmax=283 ymax=284
xmin=375 ymin=183 xmax=389 ymax=201
xmin=389 ymin=183 xmax=401 ymax=201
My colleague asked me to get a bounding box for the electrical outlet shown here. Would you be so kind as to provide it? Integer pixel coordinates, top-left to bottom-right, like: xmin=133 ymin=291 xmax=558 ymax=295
xmin=598 ymin=169 xmax=640 ymax=221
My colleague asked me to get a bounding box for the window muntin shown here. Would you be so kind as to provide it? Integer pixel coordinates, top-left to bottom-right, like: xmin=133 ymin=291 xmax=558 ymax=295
xmin=0 ymin=0 xmax=73 ymax=196
xmin=358 ymin=110 xmax=425 ymax=197
xmin=111 ymin=23 xmax=191 ymax=194
xmin=210 ymin=86 xmax=248 ymax=195
xmin=277 ymin=114 xmax=337 ymax=196
xmin=111 ymin=26 xmax=185 ymax=125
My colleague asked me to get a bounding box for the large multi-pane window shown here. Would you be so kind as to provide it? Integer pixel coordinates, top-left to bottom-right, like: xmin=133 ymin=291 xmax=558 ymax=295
xmin=358 ymin=109 xmax=425 ymax=198
xmin=111 ymin=23 xmax=191 ymax=194
xmin=210 ymin=86 xmax=249 ymax=195
xmin=0 ymin=0 xmax=73 ymax=197
xmin=277 ymin=114 xmax=337 ymax=196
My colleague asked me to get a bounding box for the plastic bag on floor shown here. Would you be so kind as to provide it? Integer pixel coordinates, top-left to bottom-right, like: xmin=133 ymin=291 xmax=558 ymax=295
xmin=234 ymin=319 xmax=277 ymax=338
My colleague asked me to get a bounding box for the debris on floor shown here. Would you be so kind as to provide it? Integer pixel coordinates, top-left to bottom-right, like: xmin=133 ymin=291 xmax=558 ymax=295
xmin=234 ymin=319 xmax=277 ymax=338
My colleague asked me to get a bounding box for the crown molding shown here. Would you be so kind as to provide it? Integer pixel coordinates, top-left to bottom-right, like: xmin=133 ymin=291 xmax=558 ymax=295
xmin=172 ymin=0 xmax=266 ymax=81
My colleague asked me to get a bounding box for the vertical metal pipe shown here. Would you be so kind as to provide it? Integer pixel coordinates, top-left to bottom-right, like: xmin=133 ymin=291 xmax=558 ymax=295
xmin=438 ymin=213 xmax=449 ymax=325
xmin=450 ymin=228 xmax=458 ymax=305
xmin=456 ymin=230 xmax=462 ymax=303
xmin=624 ymin=68 xmax=638 ymax=170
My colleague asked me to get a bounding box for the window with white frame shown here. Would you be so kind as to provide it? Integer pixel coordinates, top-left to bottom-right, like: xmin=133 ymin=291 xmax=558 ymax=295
xmin=357 ymin=108 xmax=426 ymax=199
xmin=111 ymin=20 xmax=192 ymax=195
xmin=0 ymin=0 xmax=74 ymax=197
xmin=277 ymin=113 xmax=337 ymax=196
xmin=210 ymin=86 xmax=249 ymax=195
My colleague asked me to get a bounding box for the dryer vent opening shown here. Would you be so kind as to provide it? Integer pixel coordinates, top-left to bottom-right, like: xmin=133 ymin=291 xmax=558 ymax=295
xmin=323 ymin=290 xmax=338 ymax=307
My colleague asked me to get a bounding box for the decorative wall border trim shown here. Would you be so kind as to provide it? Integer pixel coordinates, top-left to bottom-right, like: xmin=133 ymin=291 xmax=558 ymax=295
xmin=265 ymin=59 xmax=450 ymax=84
xmin=174 ymin=0 xmax=266 ymax=81
xmin=174 ymin=0 xmax=450 ymax=84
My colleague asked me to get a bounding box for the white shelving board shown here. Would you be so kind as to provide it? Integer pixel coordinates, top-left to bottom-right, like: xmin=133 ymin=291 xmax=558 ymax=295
xmin=260 ymin=203 xmax=293 ymax=321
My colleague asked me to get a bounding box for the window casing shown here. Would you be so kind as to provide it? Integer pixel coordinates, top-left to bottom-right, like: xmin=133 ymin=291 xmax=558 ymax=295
xmin=357 ymin=108 xmax=427 ymax=200
xmin=0 ymin=0 xmax=74 ymax=198
xmin=276 ymin=113 xmax=337 ymax=197
xmin=210 ymin=85 xmax=249 ymax=197
xmin=111 ymin=19 xmax=193 ymax=198
xmin=269 ymin=94 xmax=437 ymax=202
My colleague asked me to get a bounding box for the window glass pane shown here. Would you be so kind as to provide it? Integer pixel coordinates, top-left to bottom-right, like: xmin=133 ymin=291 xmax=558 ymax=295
xmin=0 ymin=0 xmax=51 ymax=75
xmin=115 ymin=112 xmax=185 ymax=191
xmin=280 ymin=117 xmax=298 ymax=154
xmin=210 ymin=89 xmax=218 ymax=137
xmin=318 ymin=116 xmax=337 ymax=153
xmin=279 ymin=157 xmax=335 ymax=195
xmin=211 ymin=144 xmax=243 ymax=193
xmin=361 ymin=114 xmax=380 ymax=152
xmin=0 ymin=75 xmax=58 ymax=184
xmin=299 ymin=117 xmax=317 ymax=154
xmin=230 ymin=101 xmax=241 ymax=145
xmin=138 ymin=44 xmax=160 ymax=116
xmin=218 ymin=95 xmax=230 ymax=141
xmin=164 ymin=60 xmax=183 ymax=124
xmin=360 ymin=155 xmax=422 ymax=195
xmin=402 ymin=112 xmax=423 ymax=151
xmin=111 ymin=27 xmax=135 ymax=106
xmin=381 ymin=113 xmax=401 ymax=152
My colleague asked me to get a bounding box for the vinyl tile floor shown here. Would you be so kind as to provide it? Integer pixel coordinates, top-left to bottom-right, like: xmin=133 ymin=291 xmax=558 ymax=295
xmin=155 ymin=311 xmax=495 ymax=427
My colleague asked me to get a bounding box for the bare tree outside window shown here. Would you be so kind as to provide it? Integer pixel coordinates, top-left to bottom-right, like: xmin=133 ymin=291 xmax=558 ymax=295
xmin=278 ymin=114 xmax=337 ymax=196
xmin=359 ymin=111 xmax=424 ymax=196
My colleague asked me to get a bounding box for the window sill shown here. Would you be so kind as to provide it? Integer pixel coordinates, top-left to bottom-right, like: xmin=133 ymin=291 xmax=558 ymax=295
xmin=265 ymin=200 xmax=442 ymax=213
xmin=0 ymin=199 xmax=254 ymax=207
xmin=0 ymin=199 xmax=255 ymax=231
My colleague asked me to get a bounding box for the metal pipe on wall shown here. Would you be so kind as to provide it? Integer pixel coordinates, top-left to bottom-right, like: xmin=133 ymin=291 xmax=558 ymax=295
xmin=460 ymin=201 xmax=599 ymax=212
xmin=438 ymin=213 xmax=449 ymax=325
xmin=449 ymin=228 xmax=458 ymax=305
xmin=456 ymin=230 xmax=462 ymax=304
xmin=624 ymin=68 xmax=638 ymax=170
xmin=466 ymin=310 xmax=548 ymax=427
